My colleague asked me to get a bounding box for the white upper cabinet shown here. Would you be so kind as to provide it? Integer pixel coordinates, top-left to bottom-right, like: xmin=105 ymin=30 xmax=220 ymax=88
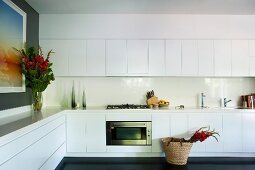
xmin=41 ymin=40 xmax=85 ymax=76
xmin=249 ymin=40 xmax=255 ymax=77
xmin=231 ymin=40 xmax=249 ymax=76
xmin=198 ymin=40 xmax=214 ymax=76
xmin=106 ymin=40 xmax=127 ymax=75
xmin=148 ymin=40 xmax=165 ymax=76
xmin=214 ymin=40 xmax=232 ymax=76
xmin=127 ymin=40 xmax=149 ymax=74
xmin=181 ymin=40 xmax=198 ymax=76
xmin=165 ymin=40 xmax=182 ymax=76
xmin=68 ymin=40 xmax=85 ymax=76
xmin=40 ymin=40 xmax=69 ymax=76
xmin=249 ymin=40 xmax=255 ymax=57
xmin=86 ymin=40 xmax=106 ymax=76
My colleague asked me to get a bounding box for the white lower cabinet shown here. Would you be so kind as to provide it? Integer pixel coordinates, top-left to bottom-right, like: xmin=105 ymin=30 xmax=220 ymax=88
xmin=151 ymin=114 xmax=170 ymax=152
xmin=66 ymin=113 xmax=106 ymax=153
xmin=188 ymin=113 xmax=223 ymax=153
xmin=223 ymin=113 xmax=242 ymax=152
xmin=66 ymin=113 xmax=87 ymax=152
xmin=170 ymin=114 xmax=188 ymax=139
xmin=86 ymin=115 xmax=106 ymax=152
xmin=188 ymin=114 xmax=207 ymax=152
xmin=0 ymin=116 xmax=66 ymax=170
xmin=243 ymin=113 xmax=255 ymax=152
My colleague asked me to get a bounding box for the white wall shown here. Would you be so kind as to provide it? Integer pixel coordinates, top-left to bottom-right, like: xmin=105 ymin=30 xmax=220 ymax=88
xmin=43 ymin=77 xmax=255 ymax=108
xmin=40 ymin=14 xmax=255 ymax=39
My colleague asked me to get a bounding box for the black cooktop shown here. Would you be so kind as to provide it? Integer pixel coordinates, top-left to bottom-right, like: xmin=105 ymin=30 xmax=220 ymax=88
xmin=106 ymin=104 xmax=149 ymax=109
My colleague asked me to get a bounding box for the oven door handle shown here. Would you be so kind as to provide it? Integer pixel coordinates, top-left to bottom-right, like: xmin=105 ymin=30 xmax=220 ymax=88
xmin=111 ymin=122 xmax=148 ymax=127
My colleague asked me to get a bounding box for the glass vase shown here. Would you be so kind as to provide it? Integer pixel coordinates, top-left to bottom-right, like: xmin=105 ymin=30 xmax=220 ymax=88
xmin=33 ymin=92 xmax=43 ymax=112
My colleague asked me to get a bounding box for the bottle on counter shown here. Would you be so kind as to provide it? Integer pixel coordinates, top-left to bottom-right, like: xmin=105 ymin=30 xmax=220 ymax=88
xmin=71 ymin=80 xmax=76 ymax=109
xmin=242 ymin=96 xmax=248 ymax=108
xmin=82 ymin=89 xmax=86 ymax=109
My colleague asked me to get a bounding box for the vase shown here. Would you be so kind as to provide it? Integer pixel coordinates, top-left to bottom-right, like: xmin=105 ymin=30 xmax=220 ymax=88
xmin=33 ymin=92 xmax=43 ymax=111
xmin=71 ymin=81 xmax=76 ymax=109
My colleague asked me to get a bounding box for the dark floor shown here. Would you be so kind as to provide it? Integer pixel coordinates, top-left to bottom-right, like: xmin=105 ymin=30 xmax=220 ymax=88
xmin=56 ymin=157 xmax=255 ymax=170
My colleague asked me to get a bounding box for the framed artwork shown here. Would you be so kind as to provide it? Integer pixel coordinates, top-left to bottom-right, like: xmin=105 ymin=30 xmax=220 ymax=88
xmin=0 ymin=0 xmax=26 ymax=93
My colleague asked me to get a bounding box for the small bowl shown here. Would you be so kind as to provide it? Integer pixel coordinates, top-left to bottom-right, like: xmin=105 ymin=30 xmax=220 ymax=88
xmin=159 ymin=104 xmax=169 ymax=108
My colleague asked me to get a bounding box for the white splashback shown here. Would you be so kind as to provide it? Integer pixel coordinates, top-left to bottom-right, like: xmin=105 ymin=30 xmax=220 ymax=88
xmin=43 ymin=77 xmax=255 ymax=108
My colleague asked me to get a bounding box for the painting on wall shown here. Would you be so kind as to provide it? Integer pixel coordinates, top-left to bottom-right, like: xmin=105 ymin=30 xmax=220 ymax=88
xmin=0 ymin=0 xmax=26 ymax=93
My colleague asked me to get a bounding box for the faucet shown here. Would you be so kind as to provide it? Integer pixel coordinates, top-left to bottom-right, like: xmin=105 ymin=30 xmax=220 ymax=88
xmin=224 ymin=98 xmax=232 ymax=107
xmin=201 ymin=93 xmax=206 ymax=108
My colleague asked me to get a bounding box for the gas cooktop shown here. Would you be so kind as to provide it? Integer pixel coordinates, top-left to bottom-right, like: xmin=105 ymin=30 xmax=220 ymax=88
xmin=106 ymin=104 xmax=149 ymax=109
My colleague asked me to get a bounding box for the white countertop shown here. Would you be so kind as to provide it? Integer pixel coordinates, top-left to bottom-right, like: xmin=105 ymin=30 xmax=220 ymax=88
xmin=66 ymin=106 xmax=255 ymax=113
xmin=1 ymin=105 xmax=254 ymax=137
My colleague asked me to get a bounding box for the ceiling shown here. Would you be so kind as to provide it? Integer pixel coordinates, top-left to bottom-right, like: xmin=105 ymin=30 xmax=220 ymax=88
xmin=25 ymin=0 xmax=255 ymax=14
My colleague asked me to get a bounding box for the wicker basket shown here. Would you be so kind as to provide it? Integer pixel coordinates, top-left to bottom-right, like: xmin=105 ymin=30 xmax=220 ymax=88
xmin=161 ymin=137 xmax=193 ymax=165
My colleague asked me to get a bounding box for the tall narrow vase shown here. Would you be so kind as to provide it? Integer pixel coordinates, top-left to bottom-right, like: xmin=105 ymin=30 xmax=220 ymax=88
xmin=71 ymin=81 xmax=76 ymax=109
xmin=33 ymin=92 xmax=43 ymax=111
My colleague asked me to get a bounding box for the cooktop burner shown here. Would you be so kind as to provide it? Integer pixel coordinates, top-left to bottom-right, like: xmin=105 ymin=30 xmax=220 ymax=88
xmin=106 ymin=104 xmax=149 ymax=109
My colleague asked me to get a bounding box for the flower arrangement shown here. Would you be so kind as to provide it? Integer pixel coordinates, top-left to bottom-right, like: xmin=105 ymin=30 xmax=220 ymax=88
xmin=16 ymin=45 xmax=55 ymax=111
xmin=189 ymin=127 xmax=219 ymax=143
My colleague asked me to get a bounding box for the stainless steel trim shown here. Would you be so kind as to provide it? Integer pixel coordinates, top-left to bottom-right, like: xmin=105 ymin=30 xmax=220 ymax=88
xmin=146 ymin=122 xmax=152 ymax=145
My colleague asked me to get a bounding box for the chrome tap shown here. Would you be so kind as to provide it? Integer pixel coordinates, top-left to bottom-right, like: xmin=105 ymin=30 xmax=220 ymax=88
xmin=201 ymin=93 xmax=206 ymax=108
xmin=224 ymin=98 xmax=232 ymax=107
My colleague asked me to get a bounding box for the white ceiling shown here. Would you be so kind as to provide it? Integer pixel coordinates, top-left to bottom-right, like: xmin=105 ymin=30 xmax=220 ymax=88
xmin=25 ymin=0 xmax=255 ymax=14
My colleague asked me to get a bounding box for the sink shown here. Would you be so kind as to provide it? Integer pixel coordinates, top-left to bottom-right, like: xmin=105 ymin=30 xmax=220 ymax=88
xmin=221 ymin=107 xmax=251 ymax=110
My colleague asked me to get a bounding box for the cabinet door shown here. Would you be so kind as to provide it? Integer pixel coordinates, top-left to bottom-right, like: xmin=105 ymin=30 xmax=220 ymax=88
xmin=198 ymin=40 xmax=214 ymax=76
xmin=165 ymin=40 xmax=182 ymax=76
xmin=86 ymin=114 xmax=106 ymax=152
xmin=188 ymin=114 xmax=207 ymax=152
xmin=250 ymin=57 xmax=255 ymax=77
xmin=106 ymin=40 xmax=127 ymax=75
xmin=214 ymin=40 xmax=231 ymax=76
xmin=40 ymin=40 xmax=69 ymax=76
xmin=68 ymin=40 xmax=85 ymax=76
xmin=86 ymin=40 xmax=105 ymax=76
xmin=66 ymin=114 xmax=86 ymax=152
xmin=231 ymin=40 xmax=249 ymax=76
xmin=205 ymin=114 xmax=223 ymax=152
xmin=223 ymin=113 xmax=242 ymax=152
xmin=181 ymin=40 xmax=198 ymax=76
xmin=170 ymin=114 xmax=188 ymax=139
xmin=243 ymin=113 xmax=255 ymax=152
xmin=249 ymin=40 xmax=255 ymax=57
xmin=148 ymin=40 xmax=165 ymax=76
xmin=249 ymin=40 xmax=255 ymax=76
xmin=151 ymin=114 xmax=170 ymax=152
xmin=127 ymin=40 xmax=148 ymax=74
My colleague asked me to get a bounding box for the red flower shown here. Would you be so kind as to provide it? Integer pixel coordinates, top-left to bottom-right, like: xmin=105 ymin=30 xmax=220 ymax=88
xmin=189 ymin=127 xmax=219 ymax=143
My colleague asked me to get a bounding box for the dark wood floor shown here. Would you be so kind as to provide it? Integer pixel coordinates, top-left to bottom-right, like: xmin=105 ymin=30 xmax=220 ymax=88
xmin=56 ymin=157 xmax=255 ymax=170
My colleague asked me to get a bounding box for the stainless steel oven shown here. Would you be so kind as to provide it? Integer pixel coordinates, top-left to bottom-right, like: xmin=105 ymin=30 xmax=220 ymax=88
xmin=106 ymin=121 xmax=152 ymax=146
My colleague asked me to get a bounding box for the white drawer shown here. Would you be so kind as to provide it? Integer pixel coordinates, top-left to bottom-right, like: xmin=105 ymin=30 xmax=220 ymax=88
xmin=0 ymin=116 xmax=65 ymax=165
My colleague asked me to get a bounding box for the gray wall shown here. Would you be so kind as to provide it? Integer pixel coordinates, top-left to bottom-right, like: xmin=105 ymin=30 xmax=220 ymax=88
xmin=0 ymin=0 xmax=39 ymax=110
